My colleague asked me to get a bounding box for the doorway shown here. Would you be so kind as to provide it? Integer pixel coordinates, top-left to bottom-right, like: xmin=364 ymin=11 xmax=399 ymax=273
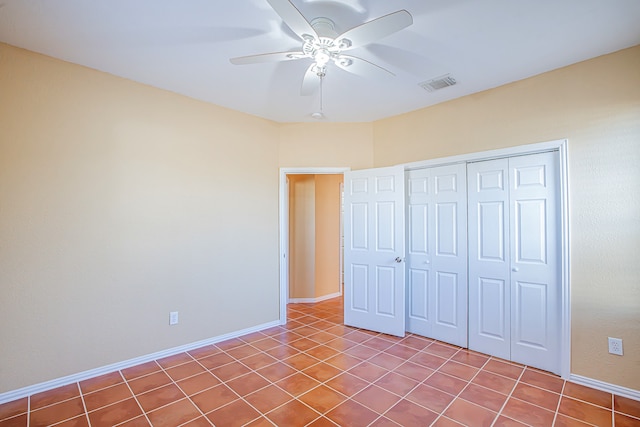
xmin=279 ymin=168 xmax=349 ymax=322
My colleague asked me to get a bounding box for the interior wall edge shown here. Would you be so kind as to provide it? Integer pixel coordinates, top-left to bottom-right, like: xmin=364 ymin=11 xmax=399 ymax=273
xmin=569 ymin=374 xmax=640 ymax=402
xmin=0 ymin=319 xmax=280 ymax=405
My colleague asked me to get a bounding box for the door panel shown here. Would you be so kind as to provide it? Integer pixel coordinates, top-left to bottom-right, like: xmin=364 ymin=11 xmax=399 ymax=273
xmin=468 ymin=158 xmax=511 ymax=360
xmin=344 ymin=166 xmax=405 ymax=337
xmin=406 ymin=164 xmax=467 ymax=347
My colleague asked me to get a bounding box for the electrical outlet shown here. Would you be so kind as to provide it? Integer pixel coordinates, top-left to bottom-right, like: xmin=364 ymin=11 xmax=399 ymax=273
xmin=169 ymin=311 xmax=179 ymax=325
xmin=608 ymin=337 xmax=623 ymax=356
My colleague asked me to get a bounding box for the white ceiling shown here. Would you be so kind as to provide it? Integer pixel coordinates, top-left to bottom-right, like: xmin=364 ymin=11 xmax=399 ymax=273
xmin=1 ymin=0 xmax=639 ymax=123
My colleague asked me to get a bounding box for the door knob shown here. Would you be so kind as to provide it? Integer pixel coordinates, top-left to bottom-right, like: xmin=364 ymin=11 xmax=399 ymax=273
xmin=395 ymin=257 xmax=403 ymax=263
xmin=512 ymin=267 xmax=519 ymax=272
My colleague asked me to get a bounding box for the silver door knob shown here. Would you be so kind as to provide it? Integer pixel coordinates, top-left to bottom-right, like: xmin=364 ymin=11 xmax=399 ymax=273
xmin=395 ymin=257 xmax=403 ymax=263
xmin=512 ymin=267 xmax=519 ymax=272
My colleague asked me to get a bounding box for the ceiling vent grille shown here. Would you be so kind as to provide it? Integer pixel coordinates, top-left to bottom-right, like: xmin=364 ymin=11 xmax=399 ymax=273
xmin=420 ymin=75 xmax=457 ymax=92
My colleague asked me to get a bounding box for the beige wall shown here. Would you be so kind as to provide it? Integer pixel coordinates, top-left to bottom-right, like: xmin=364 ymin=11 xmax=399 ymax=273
xmin=288 ymin=175 xmax=315 ymax=299
xmin=314 ymin=174 xmax=343 ymax=298
xmin=373 ymin=45 xmax=640 ymax=390
xmin=0 ymin=43 xmax=280 ymax=393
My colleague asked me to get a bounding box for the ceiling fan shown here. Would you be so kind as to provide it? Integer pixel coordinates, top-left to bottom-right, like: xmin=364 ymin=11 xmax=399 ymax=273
xmin=230 ymin=0 xmax=413 ymax=96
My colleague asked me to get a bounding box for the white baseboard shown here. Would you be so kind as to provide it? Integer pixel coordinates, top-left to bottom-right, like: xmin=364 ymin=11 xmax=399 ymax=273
xmin=569 ymin=374 xmax=640 ymax=401
xmin=0 ymin=320 xmax=280 ymax=405
xmin=288 ymin=292 xmax=342 ymax=304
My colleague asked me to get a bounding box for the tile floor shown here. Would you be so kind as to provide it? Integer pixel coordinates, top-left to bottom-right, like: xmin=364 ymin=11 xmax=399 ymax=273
xmin=1 ymin=297 xmax=639 ymax=427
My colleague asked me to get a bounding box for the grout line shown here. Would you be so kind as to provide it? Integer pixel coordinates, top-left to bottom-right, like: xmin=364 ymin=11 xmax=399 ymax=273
xmin=117 ymin=368 xmax=153 ymax=427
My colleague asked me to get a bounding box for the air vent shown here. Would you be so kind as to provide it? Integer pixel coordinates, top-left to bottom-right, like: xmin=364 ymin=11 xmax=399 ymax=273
xmin=419 ymin=75 xmax=457 ymax=92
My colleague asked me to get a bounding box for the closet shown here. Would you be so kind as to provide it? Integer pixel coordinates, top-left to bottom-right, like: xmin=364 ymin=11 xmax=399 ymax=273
xmin=344 ymin=149 xmax=562 ymax=374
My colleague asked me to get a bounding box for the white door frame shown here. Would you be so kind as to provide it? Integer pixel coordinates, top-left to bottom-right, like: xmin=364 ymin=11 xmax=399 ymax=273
xmin=278 ymin=167 xmax=350 ymax=324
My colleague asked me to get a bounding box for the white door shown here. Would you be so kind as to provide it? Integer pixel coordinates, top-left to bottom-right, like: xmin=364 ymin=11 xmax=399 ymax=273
xmin=468 ymin=152 xmax=560 ymax=374
xmin=406 ymin=164 xmax=468 ymax=347
xmin=344 ymin=166 xmax=406 ymax=337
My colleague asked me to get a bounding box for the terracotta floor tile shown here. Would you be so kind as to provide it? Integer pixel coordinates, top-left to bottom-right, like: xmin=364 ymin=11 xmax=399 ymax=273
xmin=87 ymin=398 xmax=143 ymax=427
xmin=384 ymin=344 xmax=419 ymax=360
xmin=79 ymin=371 xmax=124 ymax=394
xmin=368 ymin=353 xmax=405 ymax=370
xmin=344 ymin=344 xmax=380 ymax=360
xmin=0 ymin=397 xmax=27 ymax=421
xmin=210 ymin=361 xmax=251 ymax=382
xmin=325 ymin=373 xmax=369 ymax=397
xmin=216 ymin=337 xmax=245 ymax=351
xmin=325 ymin=353 xmax=363 ymax=370
xmin=348 ymin=361 xmax=389 ymax=382
xmin=308 ymin=331 xmax=339 ymax=344
xmin=30 ymin=383 xmax=80 ymax=410
xmin=30 ymin=397 xmax=84 ymax=427
xmin=226 ymin=344 xmax=260 ymax=360
xmin=276 ymin=372 xmax=321 ymax=396
xmin=423 ymin=342 xmax=459 ymax=359
xmin=283 ymin=353 xmax=321 ymax=370
xmin=226 ymin=372 xmax=270 ymax=396
xmin=156 ymin=352 xmax=193 ymax=369
xmin=117 ymin=415 xmax=152 ymax=426
xmin=353 ymin=385 xmax=401 ymax=413
xmin=472 ymin=371 xmax=516 ymax=395
xmin=406 ymin=384 xmax=455 ymax=413
xmin=288 ymin=337 xmax=320 ymax=351
xmin=240 ymin=331 xmax=268 ymax=343
xmin=439 ymin=360 xmax=479 ymax=381
xmin=558 ymin=396 xmax=613 ymax=427
xmin=190 ymin=384 xmax=238 ymax=414
xmin=306 ymin=345 xmax=340 ymax=361
xmin=326 ymin=399 xmax=379 ymax=427
xmin=375 ymin=372 xmax=419 ymax=397
xmin=179 ymin=416 xmax=213 ymax=427
xmin=483 ymin=359 xmax=524 ymax=380
xmin=519 ymin=368 xmax=564 ymax=393
xmin=450 ymin=350 xmax=489 ymax=368
xmin=370 ymin=416 xmax=402 ymax=427
xmin=146 ymin=399 xmax=201 ymax=427
xmin=614 ymin=412 xmax=640 ymax=427
xmin=83 ymin=383 xmax=133 ymax=412
xmin=459 ymin=383 xmax=508 ymax=412
xmin=307 ymin=416 xmax=340 ymax=427
xmin=615 ymin=395 xmax=640 ymax=418
xmin=165 ymin=361 xmax=206 ymax=382
xmin=401 ymin=335 xmax=434 ymax=351
xmin=325 ymin=338 xmax=358 ymax=351
xmin=491 ymin=415 xmax=529 ymax=426
xmin=299 ymin=385 xmax=347 ymax=414
xmin=510 ymin=381 xmax=560 ymax=411
xmin=127 ymin=371 xmax=172 ymax=395
xmin=303 ymin=362 xmax=342 ymax=382
xmin=501 ymin=397 xmax=556 ymax=426
xmin=249 ymin=337 xmax=281 ymax=351
xmin=136 ymin=383 xmax=186 ymax=413
xmin=177 ymin=372 xmax=220 ymax=396
xmin=392 ymin=361 xmax=434 ymax=382
xmin=430 ymin=416 xmax=466 ymax=426
xmin=423 ymin=372 xmax=468 ymax=396
xmin=245 ymin=385 xmax=293 ymax=413
xmin=265 ymin=345 xmax=300 ymax=360
xmin=345 ymin=330 xmax=377 ymax=344
xmin=266 ymin=399 xmax=320 ymax=427
xmin=384 ymin=399 xmax=438 ymax=427
xmin=55 ymin=414 xmax=89 ymax=427
xmin=206 ymin=399 xmax=260 ymax=427
xmin=256 ymin=361 xmax=297 ymax=382
xmin=197 ymin=352 xmax=234 ymax=370
xmin=409 ymin=351 xmax=447 ymax=370
xmin=187 ymin=345 xmax=221 ymax=360
xmin=563 ymin=382 xmax=612 ymax=409
xmin=239 ymin=353 xmax=277 ymax=372
xmin=121 ymin=361 xmax=161 ymax=381
xmin=443 ymin=397 xmax=497 ymax=427
xmin=554 ymin=414 xmax=595 ymax=426
xmin=244 ymin=416 xmax=276 ymax=427
xmin=0 ymin=414 xmax=27 ymax=427
xmin=362 ymin=336 xmax=395 ymax=351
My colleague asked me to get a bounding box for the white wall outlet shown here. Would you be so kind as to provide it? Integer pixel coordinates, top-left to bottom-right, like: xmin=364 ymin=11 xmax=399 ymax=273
xmin=608 ymin=337 xmax=623 ymax=355
xmin=169 ymin=311 xmax=179 ymax=325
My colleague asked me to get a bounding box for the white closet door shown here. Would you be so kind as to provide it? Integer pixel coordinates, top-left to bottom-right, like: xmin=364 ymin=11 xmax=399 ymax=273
xmin=406 ymin=164 xmax=468 ymax=347
xmin=509 ymin=152 xmax=560 ymax=373
xmin=468 ymin=158 xmax=511 ymax=360
xmin=468 ymin=152 xmax=560 ymax=374
xmin=344 ymin=166 xmax=406 ymax=337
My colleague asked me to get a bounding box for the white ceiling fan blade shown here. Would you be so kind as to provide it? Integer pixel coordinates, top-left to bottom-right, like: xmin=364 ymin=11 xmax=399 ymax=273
xmin=266 ymin=0 xmax=318 ymax=41
xmin=301 ymin=64 xmax=320 ymax=96
xmin=335 ymin=55 xmax=395 ymax=78
xmin=335 ymin=10 xmax=413 ymax=51
xmin=230 ymin=51 xmax=304 ymax=65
